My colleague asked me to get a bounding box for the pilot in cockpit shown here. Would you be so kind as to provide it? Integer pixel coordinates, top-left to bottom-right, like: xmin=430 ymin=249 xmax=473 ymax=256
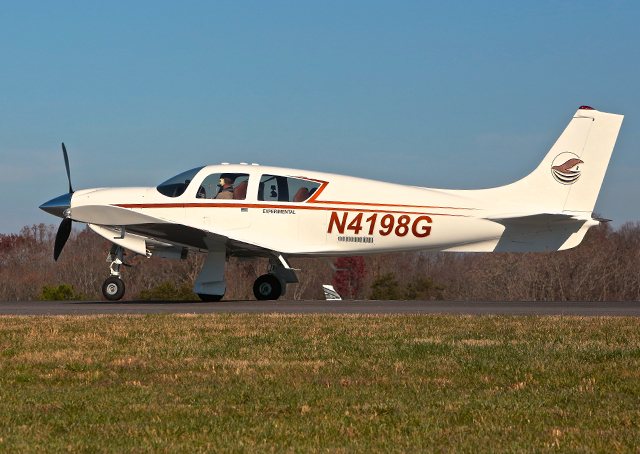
xmin=215 ymin=174 xmax=236 ymax=199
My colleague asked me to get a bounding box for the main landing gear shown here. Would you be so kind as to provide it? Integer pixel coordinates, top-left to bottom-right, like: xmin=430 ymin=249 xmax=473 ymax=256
xmin=253 ymin=274 xmax=281 ymax=300
xmin=193 ymin=250 xmax=299 ymax=302
xmin=193 ymin=249 xmax=227 ymax=302
xmin=102 ymin=245 xmax=132 ymax=301
xmin=252 ymin=256 xmax=299 ymax=301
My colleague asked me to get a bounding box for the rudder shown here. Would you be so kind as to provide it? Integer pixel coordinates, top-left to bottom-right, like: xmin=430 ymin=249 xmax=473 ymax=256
xmin=561 ymin=107 xmax=624 ymax=214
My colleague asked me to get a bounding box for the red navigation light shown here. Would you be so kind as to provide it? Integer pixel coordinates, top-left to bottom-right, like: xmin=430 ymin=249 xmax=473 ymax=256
xmin=579 ymin=106 xmax=595 ymax=110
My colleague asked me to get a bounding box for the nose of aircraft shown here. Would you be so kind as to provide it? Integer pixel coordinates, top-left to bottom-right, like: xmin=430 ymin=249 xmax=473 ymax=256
xmin=39 ymin=193 xmax=72 ymax=219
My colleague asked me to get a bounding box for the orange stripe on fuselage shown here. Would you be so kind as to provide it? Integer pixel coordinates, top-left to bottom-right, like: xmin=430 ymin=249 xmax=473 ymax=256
xmin=115 ymin=202 xmax=469 ymax=217
xmin=116 ymin=203 xmax=184 ymax=209
xmin=310 ymin=200 xmax=477 ymax=211
xmin=250 ymin=204 xmax=466 ymax=217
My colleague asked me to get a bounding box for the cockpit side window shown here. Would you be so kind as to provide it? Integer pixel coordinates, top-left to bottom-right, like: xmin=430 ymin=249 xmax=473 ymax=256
xmin=157 ymin=167 xmax=204 ymax=198
xmin=195 ymin=173 xmax=250 ymax=200
xmin=257 ymin=175 xmax=321 ymax=202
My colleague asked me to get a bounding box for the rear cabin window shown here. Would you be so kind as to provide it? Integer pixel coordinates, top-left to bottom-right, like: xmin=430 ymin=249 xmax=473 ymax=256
xmin=258 ymin=175 xmax=321 ymax=202
xmin=195 ymin=173 xmax=250 ymax=200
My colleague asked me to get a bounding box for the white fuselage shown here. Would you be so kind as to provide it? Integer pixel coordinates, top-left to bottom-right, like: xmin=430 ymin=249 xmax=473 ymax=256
xmin=66 ymin=164 xmax=593 ymax=257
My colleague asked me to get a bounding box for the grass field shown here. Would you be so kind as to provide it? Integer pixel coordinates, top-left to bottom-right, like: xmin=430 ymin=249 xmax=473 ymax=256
xmin=0 ymin=314 xmax=639 ymax=453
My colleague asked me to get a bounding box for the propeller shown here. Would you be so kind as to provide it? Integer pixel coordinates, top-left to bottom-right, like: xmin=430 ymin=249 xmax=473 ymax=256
xmin=62 ymin=142 xmax=74 ymax=194
xmin=54 ymin=218 xmax=72 ymax=261
xmin=54 ymin=143 xmax=74 ymax=261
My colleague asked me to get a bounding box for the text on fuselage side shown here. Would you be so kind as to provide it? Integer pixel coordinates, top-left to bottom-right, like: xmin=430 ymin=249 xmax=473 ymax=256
xmin=263 ymin=209 xmax=296 ymax=214
xmin=328 ymin=212 xmax=432 ymax=238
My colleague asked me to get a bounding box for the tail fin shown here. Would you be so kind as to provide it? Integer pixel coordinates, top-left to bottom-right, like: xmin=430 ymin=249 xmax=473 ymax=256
xmin=496 ymin=106 xmax=623 ymax=215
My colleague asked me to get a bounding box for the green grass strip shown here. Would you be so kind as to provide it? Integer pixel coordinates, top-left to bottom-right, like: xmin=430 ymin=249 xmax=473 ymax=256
xmin=0 ymin=314 xmax=639 ymax=453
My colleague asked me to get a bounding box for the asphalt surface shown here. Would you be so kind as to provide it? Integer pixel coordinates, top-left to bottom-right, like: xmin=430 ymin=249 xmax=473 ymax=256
xmin=0 ymin=300 xmax=639 ymax=316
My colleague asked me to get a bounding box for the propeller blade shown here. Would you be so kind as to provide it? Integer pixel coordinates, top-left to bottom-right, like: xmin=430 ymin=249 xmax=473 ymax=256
xmin=54 ymin=218 xmax=72 ymax=261
xmin=62 ymin=143 xmax=73 ymax=193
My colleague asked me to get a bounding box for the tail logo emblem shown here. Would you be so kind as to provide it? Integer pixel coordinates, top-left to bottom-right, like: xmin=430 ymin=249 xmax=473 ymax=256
xmin=551 ymin=152 xmax=583 ymax=184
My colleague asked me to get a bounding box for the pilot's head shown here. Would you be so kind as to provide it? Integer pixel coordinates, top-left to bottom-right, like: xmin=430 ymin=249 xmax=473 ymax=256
xmin=219 ymin=174 xmax=236 ymax=187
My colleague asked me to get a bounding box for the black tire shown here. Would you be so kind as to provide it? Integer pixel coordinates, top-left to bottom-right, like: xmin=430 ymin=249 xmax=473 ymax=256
xmin=253 ymin=274 xmax=282 ymax=301
xmin=198 ymin=293 xmax=224 ymax=302
xmin=102 ymin=277 xmax=125 ymax=301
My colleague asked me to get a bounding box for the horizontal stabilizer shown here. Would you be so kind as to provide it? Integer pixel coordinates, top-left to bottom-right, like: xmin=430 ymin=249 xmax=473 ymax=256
xmin=488 ymin=213 xmax=579 ymax=225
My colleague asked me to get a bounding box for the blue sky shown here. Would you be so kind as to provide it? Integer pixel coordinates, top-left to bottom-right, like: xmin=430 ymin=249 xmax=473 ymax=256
xmin=1 ymin=1 xmax=638 ymax=233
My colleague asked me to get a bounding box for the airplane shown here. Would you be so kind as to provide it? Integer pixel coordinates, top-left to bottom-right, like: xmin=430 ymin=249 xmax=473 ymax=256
xmin=40 ymin=106 xmax=623 ymax=301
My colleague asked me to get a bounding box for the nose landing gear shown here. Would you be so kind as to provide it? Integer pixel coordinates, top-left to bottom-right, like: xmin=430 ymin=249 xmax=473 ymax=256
xmin=102 ymin=245 xmax=132 ymax=301
xmin=103 ymin=276 xmax=125 ymax=300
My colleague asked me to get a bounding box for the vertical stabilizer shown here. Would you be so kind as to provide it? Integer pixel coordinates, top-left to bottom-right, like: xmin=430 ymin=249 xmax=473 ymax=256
xmin=489 ymin=106 xmax=623 ymax=215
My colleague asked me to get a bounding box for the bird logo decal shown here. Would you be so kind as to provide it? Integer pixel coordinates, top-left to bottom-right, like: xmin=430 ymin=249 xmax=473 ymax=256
xmin=551 ymin=153 xmax=583 ymax=184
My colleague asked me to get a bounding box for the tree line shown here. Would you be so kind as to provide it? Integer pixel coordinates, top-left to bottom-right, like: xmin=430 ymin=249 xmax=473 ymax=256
xmin=0 ymin=221 xmax=638 ymax=301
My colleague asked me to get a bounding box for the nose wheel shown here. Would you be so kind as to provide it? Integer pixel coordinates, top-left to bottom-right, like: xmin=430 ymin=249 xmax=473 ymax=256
xmin=103 ymin=276 xmax=126 ymax=301
xmin=102 ymin=244 xmax=132 ymax=301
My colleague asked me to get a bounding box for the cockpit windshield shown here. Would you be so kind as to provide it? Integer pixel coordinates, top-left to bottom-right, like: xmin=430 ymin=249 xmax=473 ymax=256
xmin=156 ymin=167 xmax=204 ymax=198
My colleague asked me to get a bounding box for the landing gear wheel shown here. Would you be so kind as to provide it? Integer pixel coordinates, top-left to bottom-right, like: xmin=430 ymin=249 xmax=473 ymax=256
xmin=198 ymin=293 xmax=224 ymax=302
xmin=253 ymin=274 xmax=282 ymax=301
xmin=102 ymin=277 xmax=125 ymax=301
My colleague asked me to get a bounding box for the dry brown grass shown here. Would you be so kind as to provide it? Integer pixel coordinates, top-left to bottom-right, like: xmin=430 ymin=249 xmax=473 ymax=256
xmin=0 ymin=314 xmax=639 ymax=452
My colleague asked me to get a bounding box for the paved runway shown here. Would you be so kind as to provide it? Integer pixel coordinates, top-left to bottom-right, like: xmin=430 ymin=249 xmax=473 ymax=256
xmin=0 ymin=300 xmax=639 ymax=316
